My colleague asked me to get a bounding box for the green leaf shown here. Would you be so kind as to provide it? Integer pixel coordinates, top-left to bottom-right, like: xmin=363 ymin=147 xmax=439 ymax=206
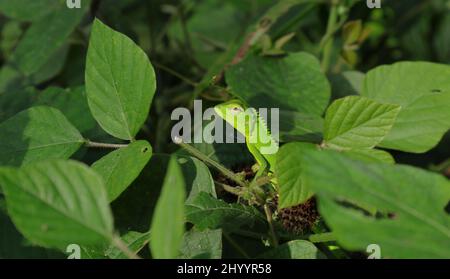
xmin=35 ymin=86 xmax=97 ymax=135
xmin=0 ymin=106 xmax=84 ymax=167
xmin=0 ymin=199 xmax=64 ymax=259
xmin=324 ymin=96 xmax=401 ymax=150
xmin=11 ymin=2 xmax=90 ymax=76
xmin=150 ymin=156 xmax=186 ymax=259
xmin=225 ymin=52 xmax=331 ymax=116
xmin=362 ymin=62 xmax=450 ymax=153
xmin=177 ymin=156 xmax=216 ymax=203
xmin=276 ymin=142 xmax=318 ymax=208
xmin=302 ymin=150 xmax=450 ymax=258
xmin=105 ymin=231 xmax=150 ymax=259
xmin=92 ymin=140 xmax=152 ymax=202
xmin=257 ymin=240 xmax=323 ymax=259
xmin=345 ymin=148 xmax=395 ymax=164
xmin=1 ymin=20 xmax=23 ymax=59
xmin=86 ymin=19 xmax=156 ymax=140
xmin=29 ymin=45 xmax=69 ymax=84
xmin=179 ymin=229 xmax=222 ymax=259
xmin=0 ymin=86 xmax=36 ymax=122
xmin=0 ymin=0 xmax=59 ymax=21
xmin=186 ymin=192 xmax=267 ymax=231
xmin=112 ymin=154 xmax=214 ymax=233
xmin=0 ymin=160 xmax=114 ymax=250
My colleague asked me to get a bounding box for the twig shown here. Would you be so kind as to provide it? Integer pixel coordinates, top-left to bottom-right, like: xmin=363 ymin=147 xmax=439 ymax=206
xmin=214 ymin=181 xmax=243 ymax=196
xmin=152 ymin=61 xmax=198 ymax=87
xmin=174 ymin=137 xmax=248 ymax=187
xmin=264 ymin=204 xmax=279 ymax=247
xmin=85 ymin=140 xmax=129 ymax=149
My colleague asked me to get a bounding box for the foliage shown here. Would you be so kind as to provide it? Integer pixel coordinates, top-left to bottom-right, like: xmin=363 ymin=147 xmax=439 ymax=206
xmin=0 ymin=0 xmax=449 ymax=259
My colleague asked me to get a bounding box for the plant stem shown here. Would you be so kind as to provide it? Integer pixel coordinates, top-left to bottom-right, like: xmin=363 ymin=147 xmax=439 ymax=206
xmin=308 ymin=232 xmax=336 ymax=243
xmin=254 ymin=175 xmax=273 ymax=188
xmin=264 ymin=204 xmax=279 ymax=247
xmin=175 ymin=137 xmax=248 ymax=188
xmin=320 ymin=0 xmax=339 ymax=72
xmin=85 ymin=140 xmax=129 ymax=149
xmin=111 ymin=235 xmax=141 ymax=259
xmin=214 ymin=181 xmax=243 ymax=196
xmin=152 ymin=61 xmax=198 ymax=87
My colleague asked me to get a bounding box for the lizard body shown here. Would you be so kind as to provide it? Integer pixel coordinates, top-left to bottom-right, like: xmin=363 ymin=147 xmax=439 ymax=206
xmin=214 ymin=100 xmax=278 ymax=180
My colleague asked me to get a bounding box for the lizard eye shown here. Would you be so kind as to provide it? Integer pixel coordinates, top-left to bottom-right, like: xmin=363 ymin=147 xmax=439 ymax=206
xmin=229 ymin=106 xmax=244 ymax=115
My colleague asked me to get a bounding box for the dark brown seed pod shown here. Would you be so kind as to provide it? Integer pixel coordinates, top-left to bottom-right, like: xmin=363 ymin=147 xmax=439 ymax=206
xmin=273 ymin=196 xmax=319 ymax=234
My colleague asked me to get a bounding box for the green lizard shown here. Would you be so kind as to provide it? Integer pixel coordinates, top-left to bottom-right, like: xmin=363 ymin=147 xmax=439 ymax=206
xmin=214 ymin=100 xmax=279 ymax=181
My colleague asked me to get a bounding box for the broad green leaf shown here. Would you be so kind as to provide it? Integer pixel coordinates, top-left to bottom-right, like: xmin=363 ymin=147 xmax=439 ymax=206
xmin=0 ymin=160 xmax=114 ymax=250
xmin=35 ymin=86 xmax=97 ymax=135
xmin=179 ymin=229 xmax=222 ymax=259
xmin=0 ymin=106 xmax=84 ymax=167
xmin=324 ymin=96 xmax=401 ymax=150
xmin=226 ymin=52 xmax=331 ymax=116
xmin=178 ymin=156 xmax=216 ymax=203
xmin=257 ymin=240 xmax=323 ymax=259
xmin=302 ymin=150 xmax=450 ymax=258
xmin=1 ymin=21 xmax=23 ymax=59
xmin=276 ymin=142 xmax=318 ymax=208
xmin=86 ymin=19 xmax=156 ymax=140
xmin=0 ymin=199 xmax=64 ymax=259
xmin=150 ymin=156 xmax=186 ymax=259
xmin=92 ymin=140 xmax=152 ymax=202
xmin=11 ymin=2 xmax=90 ymax=76
xmin=105 ymin=231 xmax=150 ymax=259
xmin=0 ymin=0 xmax=59 ymax=21
xmin=0 ymin=65 xmax=25 ymax=94
xmin=112 ymin=154 xmax=214 ymax=233
xmin=29 ymin=45 xmax=69 ymax=84
xmin=362 ymin=62 xmax=450 ymax=153
xmin=346 ymin=148 xmax=395 ymax=164
xmin=0 ymin=86 xmax=36 ymax=122
xmin=185 ymin=192 xmax=267 ymax=231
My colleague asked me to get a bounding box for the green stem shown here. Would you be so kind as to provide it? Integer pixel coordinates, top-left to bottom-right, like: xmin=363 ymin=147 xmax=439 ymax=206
xmin=264 ymin=204 xmax=279 ymax=247
xmin=175 ymin=137 xmax=248 ymax=188
xmin=320 ymin=1 xmax=339 ymax=72
xmin=85 ymin=140 xmax=128 ymax=149
xmin=308 ymin=232 xmax=336 ymax=243
xmin=152 ymin=61 xmax=198 ymax=87
xmin=215 ymin=181 xmax=243 ymax=196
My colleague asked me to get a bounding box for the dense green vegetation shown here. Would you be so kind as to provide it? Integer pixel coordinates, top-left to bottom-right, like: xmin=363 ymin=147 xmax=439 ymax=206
xmin=0 ymin=0 xmax=449 ymax=259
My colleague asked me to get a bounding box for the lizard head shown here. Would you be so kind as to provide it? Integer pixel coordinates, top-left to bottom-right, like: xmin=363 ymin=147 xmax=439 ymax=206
xmin=214 ymin=100 xmax=254 ymax=136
